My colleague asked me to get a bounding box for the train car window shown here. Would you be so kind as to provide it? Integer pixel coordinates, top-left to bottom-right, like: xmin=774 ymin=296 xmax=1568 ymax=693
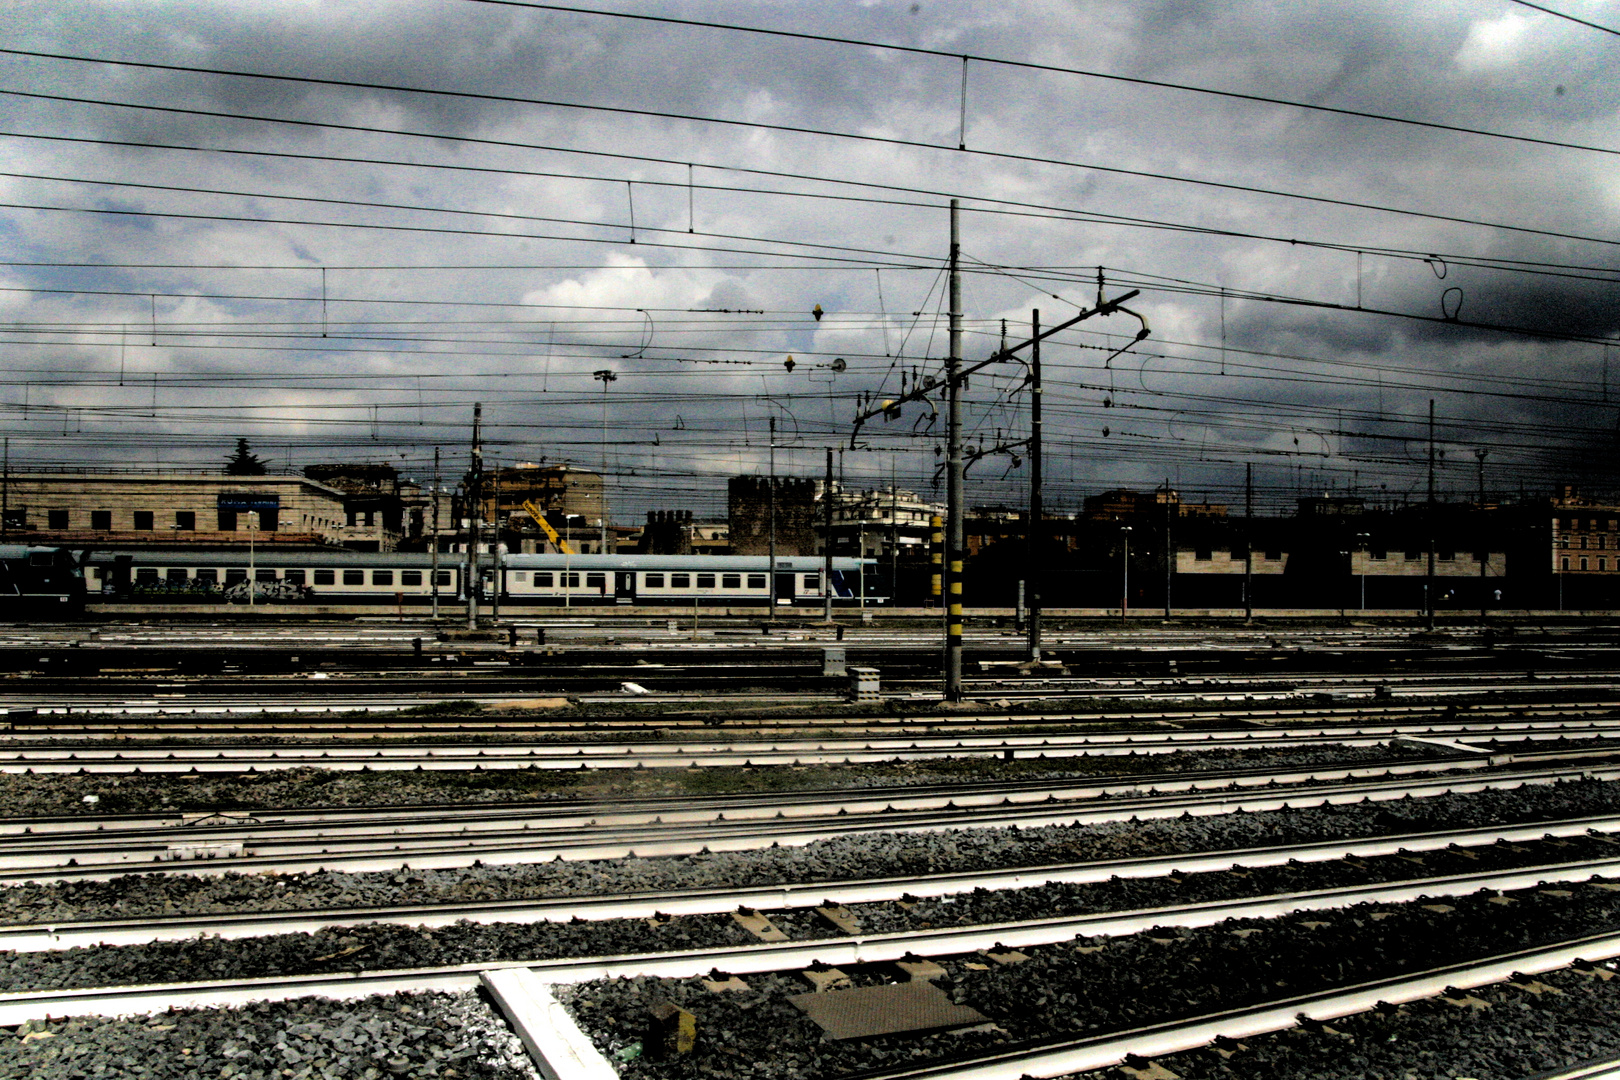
xmin=400 ymin=571 xmax=422 ymax=586
xmin=511 ymin=571 xmax=527 ymax=584
xmin=48 ymin=509 xmax=68 ymax=529
xmin=165 ymin=569 xmax=188 ymax=583
xmin=747 ymin=574 xmax=766 ymax=589
xmin=696 ymin=573 xmax=715 ymax=588
xmin=722 ymin=574 xmax=740 ymax=588
xmin=343 ymin=569 xmax=365 ymax=585
xmin=29 ymin=552 xmax=52 ymax=567
xmin=256 ymin=569 xmax=277 ymax=582
xmin=586 ymin=572 xmax=606 ymax=589
xmin=372 ymin=570 xmax=394 ymax=586
xmin=135 ymin=568 xmax=159 ymax=582
xmin=195 ymin=568 xmax=217 ymax=584
xmin=314 ymin=569 xmax=335 ymax=585
xmin=225 ymin=569 xmax=247 ymax=584
xmin=671 ymin=573 xmax=690 ymax=588
xmin=133 ymin=511 xmax=154 ymax=531
xmin=804 ymin=574 xmax=820 ymax=591
xmin=434 ymin=570 xmax=453 ymax=586
xmin=563 ymin=573 xmax=579 ymax=588
xmin=535 ymin=572 xmax=553 ymax=587
xmin=645 ymin=573 xmax=664 ymax=588
xmin=284 ymin=570 xmax=306 ymax=585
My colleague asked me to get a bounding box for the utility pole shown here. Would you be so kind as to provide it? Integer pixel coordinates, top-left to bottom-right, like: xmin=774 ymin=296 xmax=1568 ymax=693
xmin=1027 ymin=309 xmax=1043 ymax=662
xmin=1476 ymin=447 xmax=1488 ymax=620
xmin=491 ymin=458 xmax=502 ymax=623
xmin=1163 ymin=487 xmax=1172 ymax=619
xmin=945 ymin=199 xmax=964 ymax=700
xmin=594 ymin=369 xmax=616 ymax=552
xmin=1426 ymin=399 xmax=1436 ymax=629
xmin=823 ymin=446 xmax=834 ymax=623
xmin=430 ymin=446 xmax=440 ymax=621
xmin=1243 ymin=463 xmax=1253 ymax=621
xmin=466 ymin=402 xmax=482 ymax=631
xmin=768 ymin=415 xmax=777 ymax=619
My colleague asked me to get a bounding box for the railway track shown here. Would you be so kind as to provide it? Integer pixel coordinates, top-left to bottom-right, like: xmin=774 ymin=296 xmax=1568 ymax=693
xmin=5 ymin=759 xmax=1617 ymax=881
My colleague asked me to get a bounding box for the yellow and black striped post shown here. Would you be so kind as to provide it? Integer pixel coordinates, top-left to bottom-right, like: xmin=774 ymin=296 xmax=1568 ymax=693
xmin=929 ymin=514 xmax=943 ymax=609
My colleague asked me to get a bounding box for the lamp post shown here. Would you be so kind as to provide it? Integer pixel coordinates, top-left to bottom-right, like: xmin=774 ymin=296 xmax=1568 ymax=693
xmin=1356 ymin=532 xmax=1370 ymax=611
xmin=593 ymin=369 xmax=616 ymax=552
xmin=1120 ymin=525 xmax=1132 ymax=624
xmin=247 ymin=509 xmax=257 ymax=608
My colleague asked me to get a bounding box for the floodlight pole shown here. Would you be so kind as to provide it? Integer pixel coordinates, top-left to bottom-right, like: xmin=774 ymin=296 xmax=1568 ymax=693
xmin=945 ymin=200 xmax=964 ymax=701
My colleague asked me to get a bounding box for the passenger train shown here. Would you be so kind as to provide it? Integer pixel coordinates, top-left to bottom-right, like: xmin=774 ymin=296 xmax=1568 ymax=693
xmin=78 ymin=550 xmax=879 ymax=607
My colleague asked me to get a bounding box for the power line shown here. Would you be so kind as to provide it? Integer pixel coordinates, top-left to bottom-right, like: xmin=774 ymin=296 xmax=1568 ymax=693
xmin=5 ymin=61 xmax=1619 ymax=248
xmin=465 ymin=1 xmax=1620 ymax=159
xmin=1507 ymin=0 xmax=1620 ymax=36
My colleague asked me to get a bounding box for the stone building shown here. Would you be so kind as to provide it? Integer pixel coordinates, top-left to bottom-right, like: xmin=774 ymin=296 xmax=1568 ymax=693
xmin=728 ymin=476 xmax=817 ymax=556
xmin=0 ymin=472 xmax=350 ymax=548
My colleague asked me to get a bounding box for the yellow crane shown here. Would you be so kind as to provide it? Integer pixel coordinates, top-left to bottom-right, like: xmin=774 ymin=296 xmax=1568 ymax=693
xmin=522 ymin=500 xmax=573 ymax=555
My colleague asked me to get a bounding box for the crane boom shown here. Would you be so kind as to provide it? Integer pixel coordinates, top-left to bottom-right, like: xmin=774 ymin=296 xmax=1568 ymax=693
xmin=522 ymin=500 xmax=573 ymax=555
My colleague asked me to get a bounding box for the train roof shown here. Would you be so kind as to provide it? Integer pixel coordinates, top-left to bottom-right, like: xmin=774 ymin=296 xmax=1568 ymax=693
xmin=77 ymin=549 xmax=870 ymax=570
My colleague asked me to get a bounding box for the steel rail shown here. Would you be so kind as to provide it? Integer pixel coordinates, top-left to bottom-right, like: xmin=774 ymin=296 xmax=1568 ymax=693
xmin=6 ymin=869 xmax=1620 ymax=1055
xmin=6 ymin=823 xmax=1620 ymax=952
xmin=4 ymin=761 xmax=1617 ymax=881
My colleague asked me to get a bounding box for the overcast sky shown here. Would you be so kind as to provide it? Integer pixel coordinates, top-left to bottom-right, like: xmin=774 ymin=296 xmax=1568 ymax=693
xmin=3 ymin=0 xmax=1618 ymax=519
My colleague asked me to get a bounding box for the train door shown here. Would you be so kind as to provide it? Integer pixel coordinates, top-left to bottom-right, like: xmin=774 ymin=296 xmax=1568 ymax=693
xmin=614 ymin=571 xmax=635 ymax=604
xmin=774 ymin=572 xmax=796 ymax=604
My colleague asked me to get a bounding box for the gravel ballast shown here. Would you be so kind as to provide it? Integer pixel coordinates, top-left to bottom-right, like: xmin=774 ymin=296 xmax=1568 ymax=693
xmin=0 ymin=832 xmax=1612 ymax=994
xmin=1 ymin=774 xmax=1616 ymax=926
xmin=0 ymin=990 xmax=540 ymax=1080
xmin=560 ymin=880 xmax=1620 ymax=1080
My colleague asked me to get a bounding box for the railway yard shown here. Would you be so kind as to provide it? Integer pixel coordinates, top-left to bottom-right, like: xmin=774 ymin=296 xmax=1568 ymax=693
xmin=2 ymin=615 xmax=1620 ymax=1079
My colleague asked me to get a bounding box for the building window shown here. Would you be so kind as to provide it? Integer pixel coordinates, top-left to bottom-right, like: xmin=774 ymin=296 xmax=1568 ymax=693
xmin=284 ymin=570 xmax=305 ymax=585
xmin=133 ymin=511 xmax=153 ymax=531
xmin=534 ymin=572 xmax=553 ymax=587
xmin=175 ymin=511 xmax=195 ymax=531
xmin=47 ymin=509 xmax=68 ymax=529
xmin=748 ymin=574 xmax=767 ymax=589
xmin=1561 ymin=557 xmax=1570 ymax=571
xmin=1602 ymin=558 xmax=1609 ymax=572
xmin=1265 ymin=550 xmax=1282 ymax=562
xmin=722 ymin=574 xmax=741 ymax=589
xmin=1194 ymin=548 xmax=1213 ymax=562
xmin=1581 ymin=558 xmax=1590 ymax=571
xmin=1599 ymin=536 xmax=1607 ymax=550
xmin=195 ymin=568 xmax=217 ymax=584
xmin=645 ymin=573 xmax=664 ymax=588
xmin=1581 ymin=537 xmax=1589 ymax=550
xmin=218 ymin=510 xmax=237 ymax=531
xmin=314 ymin=569 xmax=335 ymax=586
xmin=401 ymin=571 xmax=422 ymax=586
xmin=259 ymin=509 xmax=278 ymax=532
xmin=670 ymin=573 xmax=690 ymax=588
xmin=91 ymin=510 xmax=111 ymax=531
xmin=2 ymin=508 xmax=23 ymax=529
xmin=696 ymin=573 xmax=716 ymax=588
xmin=343 ymin=569 xmax=365 ymax=585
